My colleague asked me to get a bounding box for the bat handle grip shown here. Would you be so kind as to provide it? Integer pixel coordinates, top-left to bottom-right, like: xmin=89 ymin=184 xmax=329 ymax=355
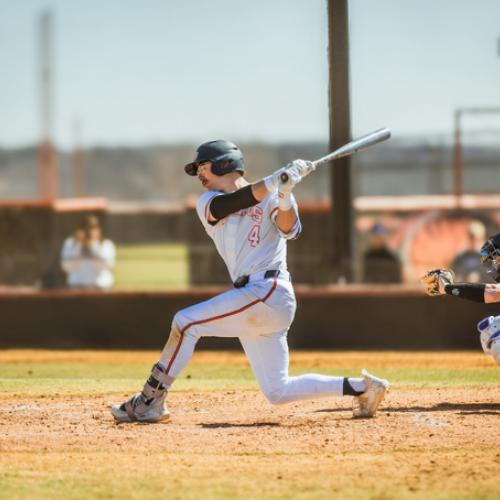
xmin=280 ymin=172 xmax=289 ymax=183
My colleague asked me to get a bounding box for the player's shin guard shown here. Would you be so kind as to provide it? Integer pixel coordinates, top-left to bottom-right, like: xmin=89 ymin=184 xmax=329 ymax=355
xmin=141 ymin=362 xmax=175 ymax=401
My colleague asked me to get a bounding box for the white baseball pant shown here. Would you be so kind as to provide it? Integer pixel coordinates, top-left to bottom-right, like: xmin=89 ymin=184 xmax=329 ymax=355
xmin=157 ymin=274 xmax=346 ymax=403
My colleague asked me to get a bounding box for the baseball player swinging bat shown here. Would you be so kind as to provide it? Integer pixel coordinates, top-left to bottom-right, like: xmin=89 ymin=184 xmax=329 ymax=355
xmin=280 ymin=128 xmax=391 ymax=183
xmin=112 ymin=138 xmax=393 ymax=424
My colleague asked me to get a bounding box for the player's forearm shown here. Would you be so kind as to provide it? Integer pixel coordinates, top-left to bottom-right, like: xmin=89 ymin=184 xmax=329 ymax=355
xmin=276 ymin=205 xmax=298 ymax=234
xmin=443 ymin=283 xmax=500 ymax=303
xmin=209 ymin=172 xmax=298 ymax=223
xmin=210 ymin=180 xmax=274 ymax=221
xmin=209 ymin=185 xmax=259 ymax=220
xmin=250 ymin=179 xmax=271 ymax=202
xmin=248 ymin=178 xmax=300 ymax=234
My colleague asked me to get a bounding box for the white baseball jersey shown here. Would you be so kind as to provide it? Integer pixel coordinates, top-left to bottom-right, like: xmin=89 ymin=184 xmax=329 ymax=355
xmin=196 ymin=190 xmax=301 ymax=282
xmin=61 ymin=237 xmax=116 ymax=289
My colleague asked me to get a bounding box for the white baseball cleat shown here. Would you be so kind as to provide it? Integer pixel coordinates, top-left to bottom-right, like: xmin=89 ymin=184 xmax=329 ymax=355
xmin=111 ymin=392 xmax=170 ymax=423
xmin=352 ymin=369 xmax=389 ymax=418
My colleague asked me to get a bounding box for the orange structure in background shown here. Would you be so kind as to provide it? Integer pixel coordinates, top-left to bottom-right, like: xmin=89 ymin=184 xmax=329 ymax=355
xmin=38 ymin=140 xmax=58 ymax=200
xmin=72 ymin=118 xmax=85 ymax=198
xmin=355 ymin=194 xmax=500 ymax=283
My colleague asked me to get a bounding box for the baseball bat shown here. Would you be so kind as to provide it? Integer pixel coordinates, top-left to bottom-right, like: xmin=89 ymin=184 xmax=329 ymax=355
xmin=280 ymin=127 xmax=391 ymax=183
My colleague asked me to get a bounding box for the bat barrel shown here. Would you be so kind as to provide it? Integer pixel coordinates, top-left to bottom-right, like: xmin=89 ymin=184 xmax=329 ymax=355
xmin=278 ymin=127 xmax=391 ymax=187
xmin=314 ymin=128 xmax=391 ymax=168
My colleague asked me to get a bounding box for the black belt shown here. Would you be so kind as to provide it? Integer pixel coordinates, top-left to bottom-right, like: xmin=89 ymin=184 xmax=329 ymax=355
xmin=233 ymin=270 xmax=280 ymax=288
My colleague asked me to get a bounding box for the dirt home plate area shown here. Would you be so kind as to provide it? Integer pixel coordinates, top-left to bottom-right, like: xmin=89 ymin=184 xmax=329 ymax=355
xmin=0 ymin=351 xmax=499 ymax=499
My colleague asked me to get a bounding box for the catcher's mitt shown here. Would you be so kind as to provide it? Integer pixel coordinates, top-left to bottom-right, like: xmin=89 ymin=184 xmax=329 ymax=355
xmin=420 ymin=269 xmax=455 ymax=296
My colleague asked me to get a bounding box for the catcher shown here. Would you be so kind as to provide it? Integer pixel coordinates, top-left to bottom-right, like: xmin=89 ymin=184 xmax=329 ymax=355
xmin=421 ymin=231 xmax=500 ymax=366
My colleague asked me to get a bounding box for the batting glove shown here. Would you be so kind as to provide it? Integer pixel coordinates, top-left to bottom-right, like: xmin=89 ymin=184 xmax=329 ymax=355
xmin=289 ymin=159 xmax=315 ymax=178
xmin=279 ymin=165 xmax=302 ymax=193
xmin=263 ymin=167 xmax=288 ymax=193
xmin=277 ymin=166 xmax=301 ymax=210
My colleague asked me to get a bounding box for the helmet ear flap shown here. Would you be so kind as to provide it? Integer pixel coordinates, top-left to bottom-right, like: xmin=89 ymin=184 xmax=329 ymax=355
xmin=219 ymin=160 xmax=231 ymax=173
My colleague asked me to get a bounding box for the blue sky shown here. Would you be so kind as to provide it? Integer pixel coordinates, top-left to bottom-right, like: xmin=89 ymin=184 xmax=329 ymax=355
xmin=1 ymin=0 xmax=500 ymax=148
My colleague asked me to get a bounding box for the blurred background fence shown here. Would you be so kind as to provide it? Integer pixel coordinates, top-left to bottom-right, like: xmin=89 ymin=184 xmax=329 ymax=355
xmin=1 ymin=0 xmax=499 ymax=349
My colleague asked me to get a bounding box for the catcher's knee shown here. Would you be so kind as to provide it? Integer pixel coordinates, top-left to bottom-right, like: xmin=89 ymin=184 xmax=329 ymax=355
xmin=491 ymin=341 xmax=500 ymax=366
xmin=477 ymin=316 xmax=500 ymax=365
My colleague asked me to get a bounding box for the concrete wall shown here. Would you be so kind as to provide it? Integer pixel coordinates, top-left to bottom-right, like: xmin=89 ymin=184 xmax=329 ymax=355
xmin=0 ymin=286 xmax=491 ymax=350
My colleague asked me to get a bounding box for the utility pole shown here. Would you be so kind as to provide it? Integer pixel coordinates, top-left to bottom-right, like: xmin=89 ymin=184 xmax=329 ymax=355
xmin=328 ymin=0 xmax=352 ymax=282
xmin=452 ymin=109 xmax=463 ymax=205
xmin=38 ymin=10 xmax=57 ymax=200
xmin=72 ymin=117 xmax=85 ymax=197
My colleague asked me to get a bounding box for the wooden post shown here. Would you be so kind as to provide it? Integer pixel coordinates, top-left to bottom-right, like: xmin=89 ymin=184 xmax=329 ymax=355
xmin=328 ymin=0 xmax=352 ymax=282
xmin=72 ymin=118 xmax=85 ymax=197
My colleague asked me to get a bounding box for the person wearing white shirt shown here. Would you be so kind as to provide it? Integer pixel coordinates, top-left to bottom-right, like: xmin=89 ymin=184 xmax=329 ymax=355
xmin=61 ymin=216 xmax=116 ymax=290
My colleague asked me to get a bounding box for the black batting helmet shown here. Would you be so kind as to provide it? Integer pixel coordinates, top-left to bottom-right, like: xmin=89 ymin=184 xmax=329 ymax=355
xmin=184 ymin=140 xmax=245 ymax=177
xmin=480 ymin=231 xmax=500 ymax=282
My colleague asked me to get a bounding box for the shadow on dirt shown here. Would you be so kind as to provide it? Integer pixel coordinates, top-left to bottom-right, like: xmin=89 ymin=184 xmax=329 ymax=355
xmin=315 ymin=402 xmax=500 ymax=414
xmin=200 ymin=422 xmax=280 ymax=429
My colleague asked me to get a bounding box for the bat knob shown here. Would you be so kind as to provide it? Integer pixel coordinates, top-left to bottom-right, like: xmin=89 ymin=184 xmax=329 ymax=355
xmin=280 ymin=172 xmax=289 ymax=183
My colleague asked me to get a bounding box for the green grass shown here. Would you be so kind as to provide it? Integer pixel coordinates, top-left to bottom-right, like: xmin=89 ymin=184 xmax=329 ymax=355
xmin=113 ymin=243 xmax=189 ymax=290
xmin=0 ymin=361 xmax=498 ymax=397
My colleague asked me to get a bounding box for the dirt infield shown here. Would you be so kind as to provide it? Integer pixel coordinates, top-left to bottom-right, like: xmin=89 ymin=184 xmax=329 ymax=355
xmin=0 ymin=350 xmax=499 ymax=498
xmin=2 ymin=388 xmax=499 ymax=455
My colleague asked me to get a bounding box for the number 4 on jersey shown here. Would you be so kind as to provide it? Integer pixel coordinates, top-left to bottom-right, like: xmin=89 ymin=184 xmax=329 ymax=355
xmin=247 ymin=224 xmax=261 ymax=247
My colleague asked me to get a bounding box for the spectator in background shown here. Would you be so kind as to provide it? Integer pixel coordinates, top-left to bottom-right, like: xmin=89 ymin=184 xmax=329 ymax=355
xmin=61 ymin=215 xmax=116 ymax=290
xmin=451 ymin=221 xmax=491 ymax=283
xmin=362 ymin=223 xmax=402 ymax=284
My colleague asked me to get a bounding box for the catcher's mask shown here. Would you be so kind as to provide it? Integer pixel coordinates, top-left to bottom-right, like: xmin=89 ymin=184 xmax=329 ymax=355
xmin=184 ymin=140 xmax=245 ymax=177
xmin=480 ymin=231 xmax=500 ymax=282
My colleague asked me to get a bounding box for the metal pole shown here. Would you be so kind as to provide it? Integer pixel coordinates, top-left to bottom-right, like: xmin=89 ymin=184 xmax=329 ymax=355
xmin=328 ymin=0 xmax=352 ymax=282
xmin=452 ymin=109 xmax=463 ymax=206
xmin=38 ymin=10 xmax=57 ymax=200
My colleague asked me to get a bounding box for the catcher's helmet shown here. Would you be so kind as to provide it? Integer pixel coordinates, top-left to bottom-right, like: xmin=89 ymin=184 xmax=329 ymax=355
xmin=184 ymin=140 xmax=245 ymax=177
xmin=480 ymin=231 xmax=500 ymax=282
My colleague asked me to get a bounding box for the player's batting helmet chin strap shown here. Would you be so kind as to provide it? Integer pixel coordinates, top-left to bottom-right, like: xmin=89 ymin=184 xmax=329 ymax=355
xmin=184 ymin=140 xmax=245 ymax=177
